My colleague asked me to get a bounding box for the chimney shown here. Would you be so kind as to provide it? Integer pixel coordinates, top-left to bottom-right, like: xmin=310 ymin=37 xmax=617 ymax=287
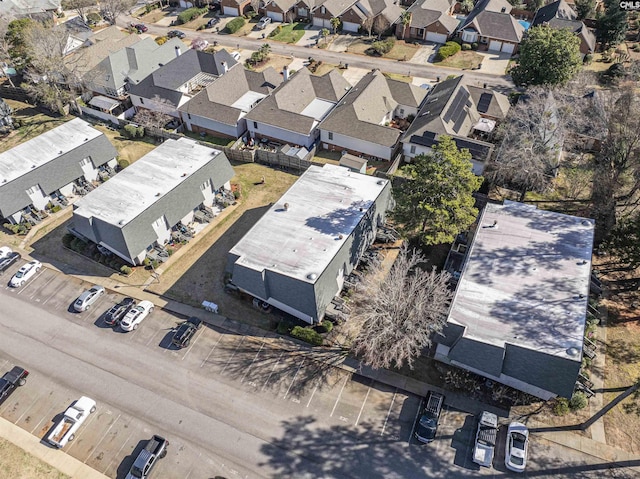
xmin=283 ymin=65 xmax=289 ymax=82
xmin=175 ymin=45 xmax=181 ymax=58
xmin=221 ymin=61 xmax=228 ymax=74
xmin=501 ymin=6 xmax=506 ymax=12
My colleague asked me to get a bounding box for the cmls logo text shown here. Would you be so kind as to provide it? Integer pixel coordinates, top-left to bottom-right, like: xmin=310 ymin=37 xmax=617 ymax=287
xmin=620 ymin=1 xmax=640 ymax=9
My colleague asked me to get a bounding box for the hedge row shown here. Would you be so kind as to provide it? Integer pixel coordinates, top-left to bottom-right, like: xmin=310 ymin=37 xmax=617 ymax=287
xmin=177 ymin=7 xmax=208 ymax=25
xmin=436 ymin=41 xmax=461 ymax=61
xmin=290 ymin=326 xmax=323 ymax=346
xmin=226 ymin=17 xmax=246 ymax=34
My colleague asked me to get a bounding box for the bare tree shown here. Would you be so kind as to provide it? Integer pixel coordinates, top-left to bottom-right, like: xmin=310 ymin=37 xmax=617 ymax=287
xmin=372 ymin=15 xmax=390 ymax=39
xmin=133 ymin=95 xmax=175 ymax=129
xmin=361 ymin=13 xmax=374 ymax=38
xmin=250 ymin=0 xmax=261 ymax=15
xmin=0 ymin=16 xmax=16 ymax=87
xmin=100 ymin=0 xmax=136 ymax=25
xmin=66 ymin=0 xmax=98 ymax=25
xmin=349 ymin=246 xmax=452 ymax=371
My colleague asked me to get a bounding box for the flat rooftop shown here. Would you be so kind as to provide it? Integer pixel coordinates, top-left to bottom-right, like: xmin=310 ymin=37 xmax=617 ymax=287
xmin=231 ymin=91 xmax=267 ymax=112
xmin=0 ymin=118 xmax=102 ymax=185
xmin=230 ymin=164 xmax=389 ymax=283
xmin=300 ymin=98 xmax=336 ymax=121
xmin=449 ymin=201 xmax=594 ymax=361
xmin=74 ymin=138 xmax=222 ymax=227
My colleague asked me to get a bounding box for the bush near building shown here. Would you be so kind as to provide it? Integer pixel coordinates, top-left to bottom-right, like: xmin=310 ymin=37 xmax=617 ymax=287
xmin=177 ymin=7 xmax=208 ymax=25
xmin=436 ymin=41 xmax=461 ymax=61
xmin=226 ymin=17 xmax=246 ymax=34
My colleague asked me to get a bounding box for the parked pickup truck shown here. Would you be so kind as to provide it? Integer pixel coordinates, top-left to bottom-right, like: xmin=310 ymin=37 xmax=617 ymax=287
xmin=126 ymin=435 xmax=169 ymax=479
xmin=0 ymin=366 xmax=28 ymax=403
xmin=47 ymin=396 xmax=96 ymax=448
xmin=473 ymin=411 xmax=498 ymax=467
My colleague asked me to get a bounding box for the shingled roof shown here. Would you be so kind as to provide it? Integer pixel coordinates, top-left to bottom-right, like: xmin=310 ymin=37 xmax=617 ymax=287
xmin=244 ymin=68 xmax=351 ymax=135
xmin=532 ymin=0 xmax=596 ymax=52
xmin=405 ymin=0 xmax=459 ymax=33
xmin=179 ymin=64 xmax=282 ymax=126
xmin=459 ymin=0 xmax=525 ymax=43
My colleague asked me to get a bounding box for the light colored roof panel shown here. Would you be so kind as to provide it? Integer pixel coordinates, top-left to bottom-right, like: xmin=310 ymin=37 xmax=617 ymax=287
xmin=73 ymin=138 xmax=224 ymax=227
xmin=231 ymin=91 xmax=268 ymax=111
xmin=0 ymin=118 xmax=102 ymax=185
xmin=229 ymin=164 xmax=389 ymax=282
xmin=448 ymin=201 xmax=594 ymax=361
xmin=300 ymin=98 xmax=336 ymax=121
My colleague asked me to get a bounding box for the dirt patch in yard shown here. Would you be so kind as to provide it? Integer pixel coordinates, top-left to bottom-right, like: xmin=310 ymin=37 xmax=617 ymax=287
xmin=92 ymin=125 xmax=158 ymax=165
xmin=139 ymin=8 xmax=169 ymax=24
xmin=252 ymin=54 xmax=292 ymax=73
xmin=437 ymin=51 xmax=483 ymax=70
xmin=146 ymin=163 xmax=298 ymax=330
xmin=0 ymin=437 xmax=69 ymax=479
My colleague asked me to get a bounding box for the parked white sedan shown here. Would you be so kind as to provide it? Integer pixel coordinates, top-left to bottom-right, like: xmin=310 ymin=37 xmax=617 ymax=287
xmin=505 ymin=421 xmax=529 ymax=472
xmin=9 ymin=260 xmax=42 ymax=287
xmin=120 ymin=300 xmax=154 ymax=332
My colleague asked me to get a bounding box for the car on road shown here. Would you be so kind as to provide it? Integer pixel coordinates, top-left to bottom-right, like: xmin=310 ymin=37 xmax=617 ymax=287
xmin=73 ymin=285 xmax=105 ymax=312
xmin=104 ymin=297 xmax=136 ymax=327
xmin=414 ymin=391 xmax=444 ymax=443
xmin=0 ymin=246 xmax=12 ymax=260
xmin=0 ymin=252 xmax=21 ymax=274
xmin=9 ymin=260 xmax=41 ymax=287
xmin=172 ymin=317 xmax=202 ymax=348
xmin=167 ymin=30 xmax=186 ymax=39
xmin=131 ymin=23 xmax=148 ymax=33
xmin=505 ymin=422 xmax=529 ymax=472
xmin=255 ymin=16 xmax=271 ymax=30
xmin=206 ymin=17 xmax=219 ymax=28
xmin=120 ymin=300 xmax=154 ymax=332
xmin=0 ymin=366 xmax=28 ymax=404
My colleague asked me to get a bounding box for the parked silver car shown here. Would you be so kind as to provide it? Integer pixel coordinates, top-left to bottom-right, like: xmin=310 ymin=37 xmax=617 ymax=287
xmin=74 ymin=285 xmax=105 ymax=312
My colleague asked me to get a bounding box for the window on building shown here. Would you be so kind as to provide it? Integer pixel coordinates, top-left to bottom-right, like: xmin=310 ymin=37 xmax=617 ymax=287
xmin=253 ymin=121 xmax=258 ymax=129
xmin=328 ymin=132 xmax=333 ymax=140
xmin=400 ymin=108 xmax=404 ymax=115
xmin=410 ymin=145 xmax=416 ymax=154
xmin=26 ymin=185 xmax=40 ymax=195
xmin=200 ymin=179 xmax=212 ymax=191
xmin=153 ymin=216 xmax=166 ymax=229
xmin=321 ymin=6 xmax=326 ymax=13
xmin=79 ymin=156 xmax=92 ymax=167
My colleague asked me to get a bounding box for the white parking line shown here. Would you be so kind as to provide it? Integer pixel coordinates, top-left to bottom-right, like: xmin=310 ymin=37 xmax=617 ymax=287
xmin=30 ymin=402 xmax=61 ymax=435
xmin=262 ymin=351 xmax=284 ymax=391
xmin=355 ymin=383 xmax=372 ymax=426
xmin=84 ymin=413 xmax=121 ymax=462
xmin=16 ymin=270 xmax=46 ymax=295
xmin=146 ymin=327 xmax=165 ymax=347
xmin=28 ymin=274 xmax=56 ymax=300
xmin=181 ymin=327 xmax=206 ymax=362
xmin=42 ymin=282 xmax=67 ymax=305
xmin=240 ymin=343 xmax=264 ymax=383
xmin=200 ymin=332 xmax=225 ymax=368
xmin=306 ymin=385 xmax=318 ymax=408
xmin=380 ymin=389 xmax=398 ymax=436
xmin=220 ymin=336 xmax=245 ymax=374
xmin=14 ymin=393 xmax=42 ymax=424
xmin=408 ymin=398 xmax=423 ymax=443
xmin=103 ymin=426 xmax=135 ymax=474
xmin=329 ymin=375 xmax=349 ymax=417
xmin=283 ymin=358 xmax=305 ymax=400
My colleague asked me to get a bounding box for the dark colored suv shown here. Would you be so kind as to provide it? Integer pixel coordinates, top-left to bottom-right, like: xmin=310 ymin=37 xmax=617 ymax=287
xmin=104 ymin=297 xmax=136 ymax=326
xmin=415 ymin=391 xmax=445 ymax=443
xmin=171 ymin=317 xmax=202 ymax=348
xmin=0 ymin=252 xmax=21 ymax=274
xmin=0 ymin=366 xmax=28 ymax=404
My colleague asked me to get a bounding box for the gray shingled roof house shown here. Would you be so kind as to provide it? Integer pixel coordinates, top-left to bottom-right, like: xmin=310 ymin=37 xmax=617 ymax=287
xmin=244 ymin=67 xmax=351 ymax=149
xmin=0 ymin=0 xmax=60 ymax=17
xmin=401 ymin=75 xmax=509 ymax=174
xmin=128 ymin=49 xmax=238 ymax=117
xmin=319 ymin=70 xmax=428 ymax=161
xmin=85 ymin=37 xmax=185 ymax=100
xmin=0 ymin=118 xmax=117 ymax=224
xmin=179 ymin=63 xmax=282 ymax=139
xmin=396 ymin=0 xmax=458 ymax=43
xmin=458 ymin=0 xmax=524 ymax=54
xmin=71 ymin=138 xmax=234 ymax=265
xmin=532 ymin=0 xmax=596 ymax=56
xmin=227 ymin=164 xmax=392 ymax=323
xmin=435 ymin=201 xmax=595 ymax=400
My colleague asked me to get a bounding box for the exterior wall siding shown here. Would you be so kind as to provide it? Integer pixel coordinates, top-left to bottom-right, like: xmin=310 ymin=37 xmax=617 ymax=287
xmin=319 ymin=130 xmax=395 ymax=160
xmin=182 ymin=112 xmax=244 ymax=138
xmin=248 ymin=121 xmax=316 ymax=148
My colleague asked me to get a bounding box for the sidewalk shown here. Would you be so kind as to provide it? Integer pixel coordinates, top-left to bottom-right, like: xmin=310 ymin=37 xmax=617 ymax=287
xmin=0 ymin=417 xmax=110 ymax=479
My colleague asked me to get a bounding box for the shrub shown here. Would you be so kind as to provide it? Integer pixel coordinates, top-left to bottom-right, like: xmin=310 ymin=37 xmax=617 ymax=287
xmin=62 ymin=233 xmax=74 ymax=248
xmin=436 ymin=41 xmax=461 ymax=61
xmin=123 ymin=124 xmax=138 ymax=138
xmin=452 ymin=36 xmax=463 ymax=45
xmin=226 ymin=16 xmax=246 ymax=34
xmin=51 ymin=205 xmax=62 ymax=213
xmin=151 ymin=259 xmax=159 ymax=269
xmin=197 ymin=24 xmax=206 ymax=31
xmin=143 ymin=257 xmax=151 ymax=267
xmin=86 ymin=12 xmax=102 ymax=25
xmin=553 ymin=398 xmax=570 ymax=416
xmin=316 ymin=321 xmax=333 ymax=333
xmin=369 ymin=37 xmax=395 ymax=56
xmin=177 ymin=7 xmax=208 ymax=24
xmin=583 ymin=53 xmax=593 ymax=64
xmin=277 ymin=320 xmax=294 ymax=335
xmin=120 ymin=265 xmax=132 ymax=275
xmin=167 ymin=247 xmax=174 ymax=256
xmin=246 ymin=10 xmax=257 ymax=19
xmin=569 ymin=392 xmax=588 ymax=410
xmin=155 ymin=36 xmax=168 ymax=45
xmin=471 ymin=42 xmax=478 ymax=50
xmin=136 ymin=126 xmax=145 ymax=138
xmin=462 ymin=43 xmax=471 ymax=51
xmin=118 ymin=159 xmax=129 ymax=169
xmin=290 ymin=326 xmax=323 ymax=346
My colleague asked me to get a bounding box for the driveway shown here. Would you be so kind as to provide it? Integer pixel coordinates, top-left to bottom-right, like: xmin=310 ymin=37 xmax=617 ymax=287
xmin=476 ymin=51 xmax=511 ymax=75
xmin=409 ymin=42 xmax=440 ymax=64
xmin=246 ymin=21 xmax=280 ymax=39
xmin=296 ymin=25 xmax=322 ymax=48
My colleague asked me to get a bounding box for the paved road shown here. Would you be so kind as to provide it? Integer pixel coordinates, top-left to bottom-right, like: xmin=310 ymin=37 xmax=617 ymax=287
xmin=116 ymin=14 xmax=514 ymax=91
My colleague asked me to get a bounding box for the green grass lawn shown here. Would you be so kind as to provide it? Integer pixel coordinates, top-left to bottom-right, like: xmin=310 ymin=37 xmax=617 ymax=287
xmin=437 ymin=51 xmax=483 ymax=70
xmin=385 ymin=41 xmax=420 ymax=61
xmin=183 ymin=130 xmax=235 ymax=147
xmin=269 ymin=22 xmax=306 ymax=43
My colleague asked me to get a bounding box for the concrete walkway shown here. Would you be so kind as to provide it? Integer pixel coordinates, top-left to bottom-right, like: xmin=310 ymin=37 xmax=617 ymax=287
xmin=0 ymin=417 xmax=110 ymax=479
